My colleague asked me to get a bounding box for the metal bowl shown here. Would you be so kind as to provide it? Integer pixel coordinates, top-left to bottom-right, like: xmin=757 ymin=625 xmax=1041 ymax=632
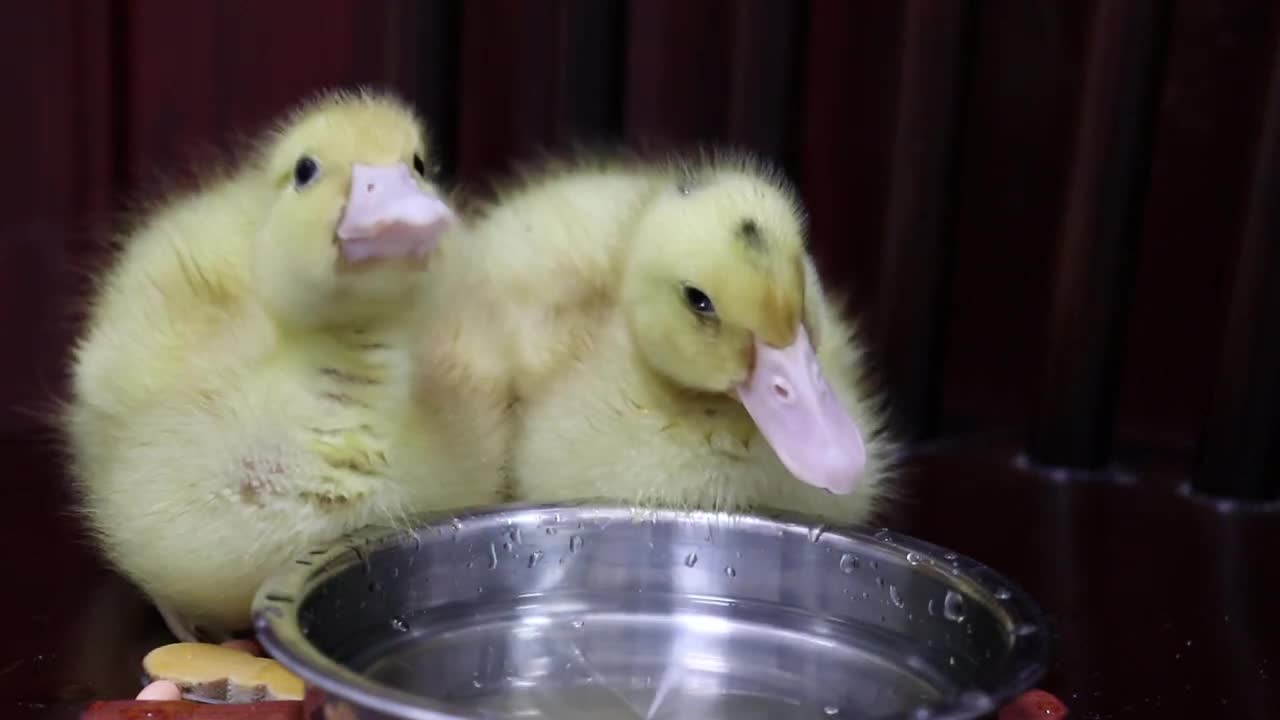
xmin=254 ymin=501 xmax=1050 ymax=719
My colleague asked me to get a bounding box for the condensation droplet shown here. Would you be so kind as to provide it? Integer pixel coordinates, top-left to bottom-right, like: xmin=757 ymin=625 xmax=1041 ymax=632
xmin=808 ymin=525 xmax=828 ymax=543
xmin=906 ymin=552 xmax=922 ymax=565
xmin=876 ymin=576 xmax=885 ymax=588
xmin=927 ymin=598 xmax=936 ymax=616
xmin=527 ymin=551 xmax=544 ymax=568
xmin=684 ymin=552 xmax=698 ymax=568
xmin=569 ymin=535 xmax=584 ymax=553
xmin=571 ymin=618 xmax=585 ymax=629
xmin=995 ymin=587 xmax=1012 ymax=600
xmin=1015 ymin=623 xmax=1039 ymax=637
xmin=824 ymin=705 xmax=839 ymax=716
xmin=487 ymin=543 xmax=499 ymax=569
xmin=889 ymin=585 xmax=904 ymax=608
xmin=943 ymin=590 xmax=966 ymax=622
xmin=725 ymin=566 xmax=737 ymax=577
xmin=839 ymin=553 xmax=859 ymax=573
xmin=390 ymin=616 xmax=409 ymax=632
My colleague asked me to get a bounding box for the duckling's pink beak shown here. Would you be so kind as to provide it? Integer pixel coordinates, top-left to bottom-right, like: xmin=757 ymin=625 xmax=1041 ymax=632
xmin=734 ymin=324 xmax=866 ymax=495
xmin=335 ymin=163 xmax=455 ymax=265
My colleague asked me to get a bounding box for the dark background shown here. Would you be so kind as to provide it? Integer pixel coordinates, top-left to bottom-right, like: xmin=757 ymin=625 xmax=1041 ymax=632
xmin=1 ymin=1 xmax=1277 ymax=719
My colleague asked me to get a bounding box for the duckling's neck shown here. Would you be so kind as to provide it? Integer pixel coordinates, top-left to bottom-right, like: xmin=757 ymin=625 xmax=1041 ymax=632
xmin=278 ymin=319 xmax=414 ymax=408
xmin=622 ymin=332 xmax=760 ymax=453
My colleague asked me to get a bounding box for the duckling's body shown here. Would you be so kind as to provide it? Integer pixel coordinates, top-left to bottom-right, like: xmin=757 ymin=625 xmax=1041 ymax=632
xmin=65 ymin=91 xmax=507 ymax=641
xmin=426 ymin=154 xmax=894 ymax=523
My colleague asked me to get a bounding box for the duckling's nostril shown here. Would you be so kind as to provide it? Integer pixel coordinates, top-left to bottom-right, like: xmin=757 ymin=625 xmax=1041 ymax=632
xmin=772 ymin=379 xmax=793 ymax=402
xmin=366 ymin=183 xmax=376 ymax=193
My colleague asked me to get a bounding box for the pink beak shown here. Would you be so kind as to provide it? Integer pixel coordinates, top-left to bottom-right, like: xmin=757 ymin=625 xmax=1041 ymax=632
xmin=335 ymin=163 xmax=455 ymax=265
xmin=734 ymin=324 xmax=867 ymax=495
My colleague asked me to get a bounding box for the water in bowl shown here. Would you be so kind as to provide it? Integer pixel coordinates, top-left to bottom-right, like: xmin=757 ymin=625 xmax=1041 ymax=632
xmin=355 ymin=593 xmax=947 ymax=719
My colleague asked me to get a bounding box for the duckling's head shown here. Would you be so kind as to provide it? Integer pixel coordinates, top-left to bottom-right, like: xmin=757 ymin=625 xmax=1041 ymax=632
xmin=621 ymin=160 xmax=867 ymax=496
xmin=250 ymin=89 xmax=454 ymax=328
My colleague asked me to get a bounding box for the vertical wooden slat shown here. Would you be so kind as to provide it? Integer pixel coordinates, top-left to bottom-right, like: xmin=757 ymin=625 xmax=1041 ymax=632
xmin=795 ymin=2 xmax=903 ymax=311
xmin=1194 ymin=25 xmax=1280 ymax=501
xmin=389 ymin=0 xmax=461 ymax=182
xmin=1115 ymin=1 xmax=1279 ymax=457
xmin=874 ymin=0 xmax=977 ymax=442
xmin=457 ymin=0 xmax=623 ymax=185
xmin=724 ymin=1 xmax=807 ymax=169
xmin=938 ymin=1 xmax=1092 ymax=434
xmin=623 ymin=0 xmax=735 ymax=151
xmin=0 ymin=2 xmax=117 ymax=430
xmin=1025 ymin=0 xmax=1170 ymax=468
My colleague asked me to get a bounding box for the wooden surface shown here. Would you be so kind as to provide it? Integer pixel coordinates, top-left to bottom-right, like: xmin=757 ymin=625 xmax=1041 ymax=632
xmin=0 ymin=430 xmax=1274 ymax=719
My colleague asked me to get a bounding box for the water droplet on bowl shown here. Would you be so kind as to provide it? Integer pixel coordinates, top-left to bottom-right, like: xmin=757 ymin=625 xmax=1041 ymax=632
xmin=571 ymin=618 xmax=585 ymax=629
xmin=995 ymin=587 xmax=1011 ymax=600
xmin=510 ymin=528 xmax=523 ymax=545
xmin=390 ymin=616 xmax=409 ymax=632
xmin=876 ymin=577 xmax=885 ymax=588
xmin=889 ymin=585 xmax=904 ymax=608
xmin=725 ymin=566 xmax=737 ymax=577
xmin=824 ymin=705 xmax=839 ymax=715
xmin=487 ymin=543 xmax=499 ymax=569
xmin=1015 ymin=623 xmax=1039 ymax=637
xmin=839 ymin=553 xmax=859 ymax=573
xmin=906 ymin=552 xmax=922 ymax=565
xmin=944 ymin=552 xmax=957 ymax=561
xmin=684 ymin=552 xmax=698 ymax=568
xmin=943 ymin=590 xmax=966 ymax=622
xmin=569 ymin=535 xmax=583 ymax=553
xmin=927 ymin=599 xmax=936 ymax=616
xmin=527 ymin=551 xmax=544 ymax=568
xmin=808 ymin=525 xmax=828 ymax=543
xmin=471 ymin=678 xmax=483 ymax=689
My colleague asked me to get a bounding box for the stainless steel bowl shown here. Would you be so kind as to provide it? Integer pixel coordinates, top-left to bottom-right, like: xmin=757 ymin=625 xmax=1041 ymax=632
xmin=254 ymin=502 xmax=1050 ymax=720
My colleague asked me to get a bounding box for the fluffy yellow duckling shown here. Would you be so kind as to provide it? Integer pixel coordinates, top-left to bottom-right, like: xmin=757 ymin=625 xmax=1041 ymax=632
xmin=63 ymin=90 xmax=508 ymax=642
xmin=421 ymin=152 xmax=894 ymax=522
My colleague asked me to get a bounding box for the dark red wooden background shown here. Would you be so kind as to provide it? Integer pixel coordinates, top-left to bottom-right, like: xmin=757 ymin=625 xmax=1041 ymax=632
xmin=7 ymin=0 xmax=1278 ymax=500
xmin=2 ymin=3 xmax=1280 ymax=719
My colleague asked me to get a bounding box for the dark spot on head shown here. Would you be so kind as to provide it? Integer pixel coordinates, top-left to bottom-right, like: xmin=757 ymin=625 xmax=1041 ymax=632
xmin=737 ymin=218 xmax=764 ymax=251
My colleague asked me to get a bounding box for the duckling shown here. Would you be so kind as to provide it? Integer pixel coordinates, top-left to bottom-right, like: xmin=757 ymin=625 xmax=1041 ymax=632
xmin=424 ymin=151 xmax=894 ymax=523
xmin=63 ymin=89 xmax=509 ymax=643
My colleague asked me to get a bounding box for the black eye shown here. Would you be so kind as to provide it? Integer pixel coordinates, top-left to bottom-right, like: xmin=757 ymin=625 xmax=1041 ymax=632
xmin=412 ymin=154 xmax=427 ymax=177
xmin=293 ymin=156 xmax=319 ymax=188
xmin=683 ymin=286 xmax=716 ymax=316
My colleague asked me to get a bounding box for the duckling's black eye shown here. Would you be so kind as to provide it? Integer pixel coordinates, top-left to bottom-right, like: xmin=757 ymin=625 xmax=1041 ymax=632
xmin=293 ymin=156 xmax=319 ymax=189
xmin=412 ymin=154 xmax=427 ymax=177
xmin=683 ymin=286 xmax=716 ymax=316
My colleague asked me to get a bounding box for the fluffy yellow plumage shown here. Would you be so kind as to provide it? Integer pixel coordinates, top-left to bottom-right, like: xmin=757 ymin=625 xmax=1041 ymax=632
xmin=63 ymin=89 xmax=508 ymax=641
xmin=419 ymin=150 xmax=896 ymax=523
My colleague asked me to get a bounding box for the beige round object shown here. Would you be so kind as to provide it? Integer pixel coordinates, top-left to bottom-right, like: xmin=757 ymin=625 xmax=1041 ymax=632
xmin=142 ymin=642 xmax=304 ymax=702
xmin=136 ymin=679 xmax=183 ymax=701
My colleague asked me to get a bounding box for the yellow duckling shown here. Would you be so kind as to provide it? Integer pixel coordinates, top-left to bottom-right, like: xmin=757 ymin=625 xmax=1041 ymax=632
xmin=63 ymin=89 xmax=508 ymax=642
xmin=423 ymin=152 xmax=894 ymax=522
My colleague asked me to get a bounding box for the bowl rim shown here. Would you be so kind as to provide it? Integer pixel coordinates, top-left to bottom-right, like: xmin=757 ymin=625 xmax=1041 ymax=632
xmin=253 ymin=499 xmax=1052 ymax=720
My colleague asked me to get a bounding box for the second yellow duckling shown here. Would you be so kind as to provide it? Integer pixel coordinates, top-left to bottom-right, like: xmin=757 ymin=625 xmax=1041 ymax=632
xmin=422 ymin=152 xmax=894 ymax=522
xmin=64 ymin=90 xmax=509 ymax=642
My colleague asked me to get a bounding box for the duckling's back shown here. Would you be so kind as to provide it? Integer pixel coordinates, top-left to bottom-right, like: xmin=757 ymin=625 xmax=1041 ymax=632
xmin=419 ymin=165 xmax=661 ymax=397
